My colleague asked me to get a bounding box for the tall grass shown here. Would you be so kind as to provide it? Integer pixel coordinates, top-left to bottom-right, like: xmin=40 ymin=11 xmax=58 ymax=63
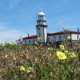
xmin=0 ymin=40 xmax=80 ymax=80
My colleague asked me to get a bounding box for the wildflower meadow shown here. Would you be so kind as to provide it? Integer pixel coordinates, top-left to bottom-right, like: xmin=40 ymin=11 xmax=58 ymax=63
xmin=0 ymin=38 xmax=80 ymax=80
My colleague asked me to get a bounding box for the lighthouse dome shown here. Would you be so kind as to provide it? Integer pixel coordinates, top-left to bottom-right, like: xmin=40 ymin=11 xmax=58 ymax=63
xmin=38 ymin=9 xmax=45 ymax=16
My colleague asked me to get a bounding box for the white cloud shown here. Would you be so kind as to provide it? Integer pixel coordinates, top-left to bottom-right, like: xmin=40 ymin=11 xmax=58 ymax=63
xmin=57 ymin=18 xmax=72 ymax=25
xmin=0 ymin=23 xmax=8 ymax=30
xmin=57 ymin=20 xmax=64 ymax=25
xmin=0 ymin=23 xmax=26 ymax=43
xmin=62 ymin=25 xmax=80 ymax=28
xmin=55 ymin=18 xmax=80 ymax=30
xmin=10 ymin=0 xmax=22 ymax=10
xmin=0 ymin=30 xmax=26 ymax=43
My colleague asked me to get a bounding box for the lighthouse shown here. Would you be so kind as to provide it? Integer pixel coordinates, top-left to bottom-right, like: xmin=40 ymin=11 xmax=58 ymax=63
xmin=36 ymin=9 xmax=48 ymax=42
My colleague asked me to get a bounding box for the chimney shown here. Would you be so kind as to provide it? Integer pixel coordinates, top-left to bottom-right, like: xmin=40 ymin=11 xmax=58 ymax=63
xmin=28 ymin=34 xmax=29 ymax=37
xmin=77 ymin=28 xmax=79 ymax=40
xmin=77 ymin=28 xmax=79 ymax=32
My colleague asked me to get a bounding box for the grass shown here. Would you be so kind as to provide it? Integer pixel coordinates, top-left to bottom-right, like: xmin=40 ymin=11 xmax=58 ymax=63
xmin=0 ymin=40 xmax=80 ymax=80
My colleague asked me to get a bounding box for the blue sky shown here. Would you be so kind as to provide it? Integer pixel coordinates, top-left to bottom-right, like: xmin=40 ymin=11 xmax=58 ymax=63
xmin=0 ymin=0 xmax=80 ymax=42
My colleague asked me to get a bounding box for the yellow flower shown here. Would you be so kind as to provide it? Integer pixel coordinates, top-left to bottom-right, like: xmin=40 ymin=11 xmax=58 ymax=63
xmin=13 ymin=56 xmax=17 ymax=60
xmin=57 ymin=51 xmax=67 ymax=59
xmin=50 ymin=53 xmax=51 ymax=56
xmin=5 ymin=55 xmax=8 ymax=58
xmin=37 ymin=37 xmax=42 ymax=41
xmin=35 ymin=47 xmax=38 ymax=50
xmin=8 ymin=42 xmax=14 ymax=46
xmin=26 ymin=54 xmax=29 ymax=58
xmin=34 ymin=58 xmax=38 ymax=62
xmin=50 ymin=53 xmax=54 ymax=57
xmin=20 ymin=66 xmax=25 ymax=71
xmin=48 ymin=48 xmax=50 ymax=50
xmin=35 ymin=42 xmax=39 ymax=45
xmin=26 ymin=67 xmax=33 ymax=73
xmin=0 ymin=43 xmax=5 ymax=47
xmin=70 ymin=52 xmax=77 ymax=58
xmin=24 ymin=53 xmax=29 ymax=58
xmin=48 ymin=47 xmax=53 ymax=51
xmin=34 ymin=58 xmax=41 ymax=62
xmin=66 ymin=36 xmax=71 ymax=40
xmin=65 ymin=50 xmax=69 ymax=54
xmin=59 ymin=45 xmax=65 ymax=50
xmin=23 ymin=51 xmax=29 ymax=58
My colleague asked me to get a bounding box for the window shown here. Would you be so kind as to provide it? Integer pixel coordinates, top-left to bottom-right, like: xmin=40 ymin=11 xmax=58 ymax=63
xmin=47 ymin=37 xmax=50 ymax=42
xmin=39 ymin=16 xmax=43 ymax=20
xmin=39 ymin=32 xmax=41 ymax=37
xmin=53 ymin=36 xmax=56 ymax=40
xmin=37 ymin=27 xmax=40 ymax=31
xmin=59 ymin=35 xmax=62 ymax=41
xmin=52 ymin=36 xmax=56 ymax=42
xmin=33 ymin=39 xmax=35 ymax=43
xmin=38 ymin=22 xmax=39 ymax=25
xmin=29 ymin=40 xmax=31 ymax=43
xmin=63 ymin=35 xmax=65 ymax=39
xmin=38 ymin=28 xmax=40 ymax=30
xmin=77 ymin=35 xmax=79 ymax=40
xmin=25 ymin=40 xmax=26 ymax=43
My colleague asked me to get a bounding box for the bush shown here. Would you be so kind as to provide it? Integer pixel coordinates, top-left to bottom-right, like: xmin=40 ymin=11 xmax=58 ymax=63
xmin=0 ymin=41 xmax=80 ymax=80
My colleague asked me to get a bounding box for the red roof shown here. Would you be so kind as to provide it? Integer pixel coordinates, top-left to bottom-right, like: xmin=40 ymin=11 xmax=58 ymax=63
xmin=23 ymin=35 xmax=37 ymax=39
xmin=23 ymin=30 xmax=80 ymax=39
xmin=47 ymin=30 xmax=80 ymax=36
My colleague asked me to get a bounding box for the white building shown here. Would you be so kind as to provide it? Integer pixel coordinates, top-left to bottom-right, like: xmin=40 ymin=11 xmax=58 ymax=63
xmin=23 ymin=9 xmax=80 ymax=44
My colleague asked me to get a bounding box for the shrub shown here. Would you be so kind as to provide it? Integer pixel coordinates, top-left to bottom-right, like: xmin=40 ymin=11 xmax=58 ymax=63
xmin=0 ymin=41 xmax=80 ymax=80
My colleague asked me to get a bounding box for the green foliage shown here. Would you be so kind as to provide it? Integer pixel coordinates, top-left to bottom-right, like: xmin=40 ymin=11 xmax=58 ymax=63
xmin=0 ymin=41 xmax=80 ymax=80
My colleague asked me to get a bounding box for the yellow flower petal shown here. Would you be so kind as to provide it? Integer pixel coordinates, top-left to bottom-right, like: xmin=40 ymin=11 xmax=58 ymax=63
xmin=5 ymin=55 xmax=8 ymax=58
xmin=59 ymin=45 xmax=65 ymax=50
xmin=20 ymin=66 xmax=25 ymax=71
xmin=57 ymin=51 xmax=67 ymax=59
xmin=70 ymin=52 xmax=77 ymax=58
xmin=66 ymin=36 xmax=71 ymax=40
xmin=26 ymin=67 xmax=33 ymax=73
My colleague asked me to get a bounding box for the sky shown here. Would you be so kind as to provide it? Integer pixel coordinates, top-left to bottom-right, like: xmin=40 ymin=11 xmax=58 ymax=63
xmin=0 ymin=0 xmax=80 ymax=42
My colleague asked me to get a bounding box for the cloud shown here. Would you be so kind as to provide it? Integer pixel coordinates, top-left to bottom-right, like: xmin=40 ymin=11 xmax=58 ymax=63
xmin=0 ymin=23 xmax=8 ymax=30
xmin=62 ymin=25 xmax=80 ymax=28
xmin=57 ymin=20 xmax=64 ymax=25
xmin=0 ymin=23 xmax=26 ymax=43
xmin=55 ymin=18 xmax=80 ymax=30
xmin=57 ymin=18 xmax=72 ymax=25
xmin=0 ymin=30 xmax=26 ymax=43
xmin=10 ymin=0 xmax=21 ymax=10
xmin=57 ymin=24 xmax=80 ymax=31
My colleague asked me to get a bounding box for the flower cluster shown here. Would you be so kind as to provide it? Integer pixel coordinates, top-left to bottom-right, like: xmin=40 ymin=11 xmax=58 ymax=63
xmin=0 ymin=41 xmax=80 ymax=80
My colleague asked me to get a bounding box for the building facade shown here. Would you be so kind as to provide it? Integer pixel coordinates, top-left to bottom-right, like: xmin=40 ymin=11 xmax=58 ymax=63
xmin=23 ymin=10 xmax=80 ymax=44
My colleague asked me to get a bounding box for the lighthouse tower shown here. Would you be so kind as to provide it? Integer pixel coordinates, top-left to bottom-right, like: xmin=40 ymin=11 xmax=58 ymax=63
xmin=36 ymin=9 xmax=48 ymax=42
